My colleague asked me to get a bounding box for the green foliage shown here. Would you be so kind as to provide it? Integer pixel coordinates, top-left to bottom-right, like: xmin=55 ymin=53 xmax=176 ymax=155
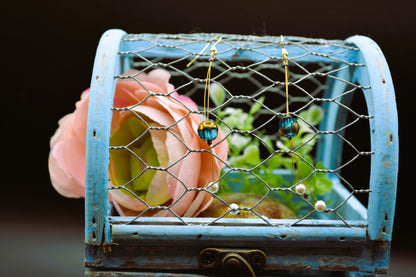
xmin=215 ymin=99 xmax=332 ymax=216
xmin=210 ymin=84 xmax=226 ymax=107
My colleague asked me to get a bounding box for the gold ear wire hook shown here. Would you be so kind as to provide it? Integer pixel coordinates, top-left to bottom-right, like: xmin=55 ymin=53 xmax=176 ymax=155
xmin=204 ymin=36 xmax=221 ymax=120
xmin=187 ymin=36 xmax=222 ymax=120
xmin=210 ymin=36 xmax=222 ymax=56
xmin=186 ymin=36 xmax=222 ymax=68
xmin=281 ymin=35 xmax=290 ymax=117
xmin=280 ymin=35 xmax=289 ymax=64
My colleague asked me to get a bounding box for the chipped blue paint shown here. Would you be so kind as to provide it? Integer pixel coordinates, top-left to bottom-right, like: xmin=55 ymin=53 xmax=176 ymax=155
xmin=85 ymin=29 xmax=126 ymax=250
xmin=346 ymin=35 xmax=399 ymax=274
xmin=346 ymin=36 xmax=398 ymax=243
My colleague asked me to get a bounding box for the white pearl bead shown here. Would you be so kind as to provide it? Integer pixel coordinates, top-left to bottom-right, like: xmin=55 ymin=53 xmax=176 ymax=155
xmin=315 ymin=200 xmax=326 ymax=212
xmin=229 ymin=203 xmax=240 ymax=215
xmin=295 ymin=184 xmax=306 ymax=195
xmin=207 ymin=182 xmax=219 ymax=193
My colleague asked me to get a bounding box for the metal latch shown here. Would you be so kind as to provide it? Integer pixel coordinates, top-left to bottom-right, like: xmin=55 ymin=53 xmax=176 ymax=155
xmin=199 ymin=248 xmax=267 ymax=276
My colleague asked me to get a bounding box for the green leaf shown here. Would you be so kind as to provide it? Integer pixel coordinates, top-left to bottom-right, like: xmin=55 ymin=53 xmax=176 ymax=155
xmin=249 ymin=96 xmax=265 ymax=115
xmin=297 ymin=133 xmax=317 ymax=156
xmin=210 ymin=83 xmax=225 ymax=107
xmin=229 ymin=133 xmax=251 ymax=155
xmin=222 ymin=107 xmax=242 ymax=117
xmin=238 ymin=113 xmax=254 ymax=131
xmin=243 ymin=144 xmax=261 ymax=166
xmin=265 ymin=173 xmax=283 ymax=188
xmin=222 ymin=108 xmax=243 ymax=128
xmin=280 ymin=157 xmax=294 ymax=171
xmin=314 ymin=177 xmax=333 ymax=195
xmin=228 ymin=155 xmax=246 ymax=168
xmin=296 ymin=155 xmax=314 ymax=179
xmin=299 ymin=105 xmax=324 ymax=126
xmin=263 ymin=136 xmax=274 ymax=153
xmin=267 ymin=154 xmax=283 ymax=170
xmin=314 ymin=161 xmax=327 ymax=178
xmin=221 ymin=107 xmax=254 ymax=131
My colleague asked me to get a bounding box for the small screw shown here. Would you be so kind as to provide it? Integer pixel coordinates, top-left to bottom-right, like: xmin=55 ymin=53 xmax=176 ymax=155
xmin=200 ymin=250 xmax=216 ymax=265
xmin=250 ymin=252 xmax=266 ymax=268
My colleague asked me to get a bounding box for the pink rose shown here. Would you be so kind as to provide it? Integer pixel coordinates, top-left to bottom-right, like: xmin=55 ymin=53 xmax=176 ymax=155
xmin=48 ymin=69 xmax=228 ymax=217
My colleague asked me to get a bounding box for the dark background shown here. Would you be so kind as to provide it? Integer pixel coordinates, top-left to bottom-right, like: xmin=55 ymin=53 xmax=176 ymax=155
xmin=3 ymin=0 xmax=415 ymax=276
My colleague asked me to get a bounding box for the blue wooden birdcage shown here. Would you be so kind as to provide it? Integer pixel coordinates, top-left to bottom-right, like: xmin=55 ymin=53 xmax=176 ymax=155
xmin=84 ymin=29 xmax=398 ymax=276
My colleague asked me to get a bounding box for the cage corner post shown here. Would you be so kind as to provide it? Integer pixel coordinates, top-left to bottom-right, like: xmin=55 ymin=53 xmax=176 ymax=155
xmin=346 ymin=35 xmax=399 ymax=274
xmin=84 ymin=29 xmax=126 ymax=268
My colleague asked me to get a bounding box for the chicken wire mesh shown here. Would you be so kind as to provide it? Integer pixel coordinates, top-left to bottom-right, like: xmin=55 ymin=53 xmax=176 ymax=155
xmin=106 ymin=33 xmax=373 ymax=227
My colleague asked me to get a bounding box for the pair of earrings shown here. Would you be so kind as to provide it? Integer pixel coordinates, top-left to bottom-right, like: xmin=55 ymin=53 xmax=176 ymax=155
xmin=188 ymin=35 xmax=326 ymax=214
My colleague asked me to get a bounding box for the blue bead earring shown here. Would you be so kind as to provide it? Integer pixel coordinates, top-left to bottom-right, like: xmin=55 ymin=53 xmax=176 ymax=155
xmin=198 ymin=120 xmax=218 ymax=146
xmin=187 ymin=37 xmax=236 ymax=212
xmin=187 ymin=37 xmax=222 ymax=146
xmin=278 ymin=36 xmax=325 ymax=212
xmin=279 ymin=116 xmax=299 ymax=139
xmin=278 ymin=35 xmax=300 ymax=140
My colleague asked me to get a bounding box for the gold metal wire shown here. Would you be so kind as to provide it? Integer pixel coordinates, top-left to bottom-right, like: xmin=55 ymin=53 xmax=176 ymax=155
xmin=281 ymin=35 xmax=290 ymax=117
xmin=281 ymin=35 xmax=318 ymax=203
xmin=187 ymin=36 xmax=222 ymax=121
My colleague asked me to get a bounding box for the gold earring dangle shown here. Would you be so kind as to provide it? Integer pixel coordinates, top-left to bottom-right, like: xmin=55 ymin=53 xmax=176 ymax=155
xmin=278 ymin=36 xmax=326 ymax=212
xmin=187 ymin=37 xmax=238 ymax=215
xmin=187 ymin=37 xmax=222 ymax=146
xmin=187 ymin=36 xmax=222 ymax=186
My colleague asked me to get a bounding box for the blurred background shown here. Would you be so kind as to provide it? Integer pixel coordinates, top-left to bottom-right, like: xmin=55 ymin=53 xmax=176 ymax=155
xmin=2 ymin=0 xmax=415 ymax=276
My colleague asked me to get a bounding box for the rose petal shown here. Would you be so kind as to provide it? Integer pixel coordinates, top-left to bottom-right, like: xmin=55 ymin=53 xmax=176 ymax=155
xmin=111 ymin=199 xmax=125 ymax=216
xmin=130 ymin=145 xmax=155 ymax=191
xmin=167 ymin=133 xmax=201 ymax=216
xmin=146 ymin=95 xmax=228 ymax=216
xmin=172 ymin=91 xmax=198 ymax=111
xmin=109 ymin=117 xmax=137 ymax=187
xmin=145 ymin=170 xmax=170 ymax=206
xmin=183 ymin=191 xmax=213 ymax=217
xmin=51 ymin=112 xmax=86 ymax=193
xmin=195 ymin=192 xmax=215 ymax=215
xmin=154 ymin=96 xmax=196 ymax=147
xmin=48 ymin=140 xmax=85 ymax=198
xmin=131 ymin=105 xmax=176 ymax=128
xmin=50 ymin=114 xmax=72 ymax=149
xmin=146 ymin=69 xmax=173 ymax=93
xmin=72 ymin=90 xmax=89 ymax=143
xmin=109 ymin=188 xmax=148 ymax=211
xmin=149 ymin=129 xmax=169 ymax=165
xmin=113 ymin=86 xmax=140 ymax=108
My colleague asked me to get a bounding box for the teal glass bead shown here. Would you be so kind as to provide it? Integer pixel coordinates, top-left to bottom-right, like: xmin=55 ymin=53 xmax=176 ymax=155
xmin=279 ymin=116 xmax=299 ymax=139
xmin=198 ymin=120 xmax=218 ymax=145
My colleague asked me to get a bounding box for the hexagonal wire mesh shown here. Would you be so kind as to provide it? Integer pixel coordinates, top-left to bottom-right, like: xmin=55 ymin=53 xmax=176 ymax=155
xmin=107 ymin=33 xmax=372 ymax=227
